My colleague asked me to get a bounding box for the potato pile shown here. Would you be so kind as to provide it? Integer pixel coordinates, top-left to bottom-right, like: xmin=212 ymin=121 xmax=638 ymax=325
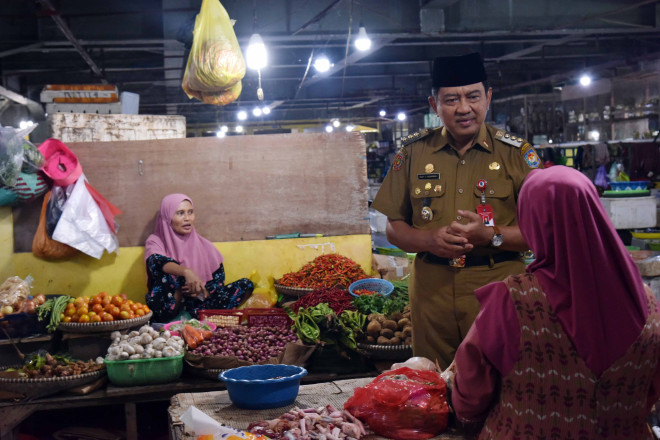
xmin=364 ymin=307 xmax=412 ymax=346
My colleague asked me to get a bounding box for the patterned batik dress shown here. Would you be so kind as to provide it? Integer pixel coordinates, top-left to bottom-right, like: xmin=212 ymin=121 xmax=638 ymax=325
xmin=479 ymin=273 xmax=660 ymax=440
xmin=145 ymin=254 xmax=253 ymax=322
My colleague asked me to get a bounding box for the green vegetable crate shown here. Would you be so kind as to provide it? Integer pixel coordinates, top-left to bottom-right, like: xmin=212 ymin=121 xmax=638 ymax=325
xmin=105 ymin=354 xmax=184 ymax=386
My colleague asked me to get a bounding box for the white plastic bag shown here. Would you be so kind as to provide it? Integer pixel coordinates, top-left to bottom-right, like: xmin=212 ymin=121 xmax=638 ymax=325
xmin=52 ymin=174 xmax=119 ymax=259
xmin=391 ymin=356 xmax=438 ymax=371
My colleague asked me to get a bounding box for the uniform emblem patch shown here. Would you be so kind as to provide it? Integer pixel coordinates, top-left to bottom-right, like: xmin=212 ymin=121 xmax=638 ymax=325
xmin=523 ymin=146 xmax=541 ymax=168
xmin=392 ymin=147 xmax=407 ymax=171
xmin=392 ymin=152 xmax=404 ymax=171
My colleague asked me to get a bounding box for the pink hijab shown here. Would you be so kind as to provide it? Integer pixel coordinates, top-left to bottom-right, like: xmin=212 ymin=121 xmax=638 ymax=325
xmin=144 ymin=194 xmax=223 ymax=283
xmin=476 ymin=166 xmax=648 ymax=376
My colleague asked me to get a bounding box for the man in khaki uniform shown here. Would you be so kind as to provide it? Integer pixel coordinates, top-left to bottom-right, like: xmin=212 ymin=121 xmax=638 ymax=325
xmin=372 ymin=53 xmax=542 ymax=369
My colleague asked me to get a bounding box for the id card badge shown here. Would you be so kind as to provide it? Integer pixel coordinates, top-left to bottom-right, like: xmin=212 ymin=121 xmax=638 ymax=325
xmin=477 ymin=204 xmax=495 ymax=227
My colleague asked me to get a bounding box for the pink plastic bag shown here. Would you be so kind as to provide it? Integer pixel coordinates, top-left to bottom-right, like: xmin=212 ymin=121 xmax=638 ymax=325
xmin=344 ymin=367 xmax=449 ymax=440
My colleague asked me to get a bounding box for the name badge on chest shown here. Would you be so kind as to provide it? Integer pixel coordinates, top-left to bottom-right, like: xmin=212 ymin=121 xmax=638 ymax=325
xmin=417 ymin=173 xmax=440 ymax=180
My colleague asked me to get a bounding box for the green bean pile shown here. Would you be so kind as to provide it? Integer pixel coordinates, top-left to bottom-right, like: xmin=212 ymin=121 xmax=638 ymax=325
xmin=37 ymin=295 xmax=71 ymax=332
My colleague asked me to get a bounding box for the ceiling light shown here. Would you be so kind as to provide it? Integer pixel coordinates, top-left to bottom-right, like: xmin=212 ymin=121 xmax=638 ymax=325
xmin=354 ymin=25 xmax=372 ymax=51
xmin=379 ymin=109 xmax=386 ymax=117
xmin=246 ymin=33 xmax=267 ymax=70
xmin=237 ymin=110 xmax=247 ymax=121
xmin=252 ymin=107 xmax=263 ymax=117
xmin=548 ymin=139 xmax=553 ymax=144
xmin=588 ymin=130 xmax=600 ymax=141
xmin=216 ymin=131 xmax=226 ymax=138
xmin=262 ymin=106 xmax=271 ymax=115
xmin=235 ymin=125 xmax=244 ymax=133
xmin=324 ymin=125 xmax=333 ymax=133
xmin=396 ymin=112 xmax=407 ymax=121
xmin=314 ymin=56 xmax=331 ymax=73
xmin=579 ymin=74 xmax=592 ymax=87
xmin=345 ymin=124 xmax=355 ymax=132
xmin=221 ymin=125 xmax=228 ymax=132
xmin=332 ymin=119 xmax=341 ymax=128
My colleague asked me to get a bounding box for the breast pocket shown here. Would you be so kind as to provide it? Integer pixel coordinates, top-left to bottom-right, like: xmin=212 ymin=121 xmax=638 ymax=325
xmin=473 ymin=178 xmax=515 ymax=222
xmin=410 ymin=178 xmax=446 ymax=222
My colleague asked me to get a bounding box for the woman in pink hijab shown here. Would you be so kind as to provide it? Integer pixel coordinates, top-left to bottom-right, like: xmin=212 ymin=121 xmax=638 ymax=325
xmin=450 ymin=166 xmax=660 ymax=439
xmin=145 ymin=194 xmax=253 ymax=322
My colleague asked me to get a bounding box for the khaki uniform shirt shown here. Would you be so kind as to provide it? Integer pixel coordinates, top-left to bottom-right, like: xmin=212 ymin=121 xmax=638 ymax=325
xmin=371 ymin=123 xmax=542 ymax=367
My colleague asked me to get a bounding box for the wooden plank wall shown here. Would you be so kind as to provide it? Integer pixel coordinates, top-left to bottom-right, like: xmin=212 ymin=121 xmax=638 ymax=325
xmin=13 ymin=132 xmax=369 ymax=251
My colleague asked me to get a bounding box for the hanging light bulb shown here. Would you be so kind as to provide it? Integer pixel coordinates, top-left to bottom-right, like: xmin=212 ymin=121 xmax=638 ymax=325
xmin=379 ymin=109 xmax=386 ymax=117
xmin=579 ymin=74 xmax=592 ymax=87
xmin=314 ymin=56 xmax=331 ymax=73
xmin=246 ymin=33 xmax=267 ymax=70
xmin=354 ymin=25 xmax=371 ymax=51
xmin=397 ymin=112 xmax=407 ymax=121
xmin=332 ymin=119 xmax=341 ymax=128
xmin=246 ymin=33 xmax=267 ymax=100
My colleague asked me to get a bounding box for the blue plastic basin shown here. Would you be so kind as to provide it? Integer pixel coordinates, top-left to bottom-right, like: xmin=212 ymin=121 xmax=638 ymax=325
xmin=218 ymin=364 xmax=307 ymax=409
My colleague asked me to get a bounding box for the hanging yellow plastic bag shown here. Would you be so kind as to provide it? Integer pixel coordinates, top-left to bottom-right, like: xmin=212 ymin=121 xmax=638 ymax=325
xmin=182 ymin=0 xmax=245 ymax=103
xmin=239 ymin=270 xmax=278 ymax=309
xmin=183 ymin=81 xmax=242 ymax=106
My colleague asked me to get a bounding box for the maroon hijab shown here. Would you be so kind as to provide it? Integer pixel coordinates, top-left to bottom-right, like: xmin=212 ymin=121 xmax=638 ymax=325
xmin=144 ymin=193 xmax=223 ymax=283
xmin=476 ymin=166 xmax=648 ymax=376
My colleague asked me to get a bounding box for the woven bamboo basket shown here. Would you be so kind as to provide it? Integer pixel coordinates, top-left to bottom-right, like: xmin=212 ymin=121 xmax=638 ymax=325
xmin=0 ymin=368 xmax=106 ymax=400
xmin=57 ymin=312 xmax=152 ymax=333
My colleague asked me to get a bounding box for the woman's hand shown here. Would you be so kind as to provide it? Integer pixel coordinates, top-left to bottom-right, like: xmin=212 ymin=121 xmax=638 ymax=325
xmin=182 ymin=268 xmax=209 ymax=299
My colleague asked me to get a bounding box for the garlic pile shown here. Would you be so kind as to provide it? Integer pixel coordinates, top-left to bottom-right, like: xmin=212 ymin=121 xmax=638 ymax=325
xmin=105 ymin=325 xmax=184 ymax=361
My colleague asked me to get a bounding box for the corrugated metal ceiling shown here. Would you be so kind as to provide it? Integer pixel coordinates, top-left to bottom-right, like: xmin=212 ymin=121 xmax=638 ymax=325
xmin=0 ymin=0 xmax=658 ymax=129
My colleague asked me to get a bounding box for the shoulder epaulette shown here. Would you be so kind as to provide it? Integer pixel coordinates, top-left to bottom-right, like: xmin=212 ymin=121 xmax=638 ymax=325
xmin=494 ymin=130 xmax=526 ymax=148
xmin=402 ymin=128 xmax=433 ymax=146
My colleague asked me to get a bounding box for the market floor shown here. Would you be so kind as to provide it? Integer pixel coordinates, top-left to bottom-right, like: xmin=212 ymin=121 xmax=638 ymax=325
xmin=17 ymin=400 xmax=170 ymax=440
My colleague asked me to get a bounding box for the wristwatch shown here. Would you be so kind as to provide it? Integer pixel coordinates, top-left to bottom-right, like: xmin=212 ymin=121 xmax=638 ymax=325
xmin=490 ymin=226 xmax=503 ymax=247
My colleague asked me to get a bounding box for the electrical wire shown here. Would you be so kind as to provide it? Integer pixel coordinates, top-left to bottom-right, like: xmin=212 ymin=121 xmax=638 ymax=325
xmin=340 ymin=0 xmax=353 ymax=98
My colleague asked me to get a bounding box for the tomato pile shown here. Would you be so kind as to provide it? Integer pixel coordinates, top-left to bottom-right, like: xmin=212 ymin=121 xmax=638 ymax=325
xmin=61 ymin=292 xmax=150 ymax=323
xmin=352 ymin=289 xmax=377 ymax=296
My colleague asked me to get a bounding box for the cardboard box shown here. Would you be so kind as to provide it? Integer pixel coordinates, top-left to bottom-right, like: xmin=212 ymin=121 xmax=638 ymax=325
xmin=372 ymin=253 xmax=410 ymax=280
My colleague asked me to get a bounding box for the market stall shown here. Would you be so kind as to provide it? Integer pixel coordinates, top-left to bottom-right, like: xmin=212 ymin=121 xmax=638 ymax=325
xmin=168 ymin=378 xmax=466 ymax=440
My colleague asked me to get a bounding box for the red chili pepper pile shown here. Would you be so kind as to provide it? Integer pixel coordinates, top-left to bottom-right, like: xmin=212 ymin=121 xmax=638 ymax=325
xmin=278 ymin=253 xmax=369 ymax=288
xmin=290 ymin=287 xmax=355 ymax=315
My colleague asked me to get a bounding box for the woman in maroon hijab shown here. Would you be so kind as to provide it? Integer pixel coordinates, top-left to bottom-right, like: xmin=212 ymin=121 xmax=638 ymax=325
xmin=450 ymin=166 xmax=660 ymax=439
xmin=145 ymin=193 xmax=253 ymax=322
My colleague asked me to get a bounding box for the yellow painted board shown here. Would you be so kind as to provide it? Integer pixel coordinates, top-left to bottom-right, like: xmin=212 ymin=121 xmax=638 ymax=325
xmin=6 ymin=234 xmax=372 ymax=303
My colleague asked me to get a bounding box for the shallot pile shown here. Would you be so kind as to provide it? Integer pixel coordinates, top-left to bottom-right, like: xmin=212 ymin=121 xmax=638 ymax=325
xmin=190 ymin=326 xmax=298 ymax=363
xmin=247 ymin=404 xmax=366 ymax=440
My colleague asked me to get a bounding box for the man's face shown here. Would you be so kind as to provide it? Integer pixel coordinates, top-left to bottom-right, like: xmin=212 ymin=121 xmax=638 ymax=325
xmin=428 ymin=82 xmax=492 ymax=142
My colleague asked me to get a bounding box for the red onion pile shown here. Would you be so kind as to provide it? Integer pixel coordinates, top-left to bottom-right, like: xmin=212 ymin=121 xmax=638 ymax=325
xmin=190 ymin=326 xmax=298 ymax=363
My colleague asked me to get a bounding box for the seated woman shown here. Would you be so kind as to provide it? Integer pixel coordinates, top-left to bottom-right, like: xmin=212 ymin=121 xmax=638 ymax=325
xmin=145 ymin=193 xmax=253 ymax=322
xmin=450 ymin=166 xmax=660 ymax=439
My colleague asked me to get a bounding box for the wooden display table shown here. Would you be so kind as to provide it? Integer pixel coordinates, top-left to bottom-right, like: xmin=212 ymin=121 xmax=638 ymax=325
xmin=168 ymin=377 xmax=467 ymax=440
xmin=0 ymin=372 xmax=379 ymax=440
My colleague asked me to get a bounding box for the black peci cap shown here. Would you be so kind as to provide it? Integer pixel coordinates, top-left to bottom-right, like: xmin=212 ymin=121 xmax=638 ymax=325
xmin=432 ymin=52 xmax=487 ymax=89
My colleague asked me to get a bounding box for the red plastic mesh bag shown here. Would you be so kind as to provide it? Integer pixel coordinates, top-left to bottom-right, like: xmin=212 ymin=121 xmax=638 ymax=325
xmin=344 ymin=367 xmax=449 ymax=440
